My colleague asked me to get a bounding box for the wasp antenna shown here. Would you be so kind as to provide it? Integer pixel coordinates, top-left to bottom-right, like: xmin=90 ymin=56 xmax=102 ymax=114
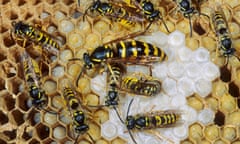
xmin=159 ymin=17 xmax=170 ymax=33
xmin=76 ymin=67 xmax=85 ymax=87
xmin=188 ymin=16 xmax=193 ymax=37
xmin=73 ymin=133 xmax=80 ymax=144
xmin=87 ymin=132 xmax=95 ymax=143
xmin=69 ymin=58 xmax=82 ymax=61
xmin=113 ymin=106 xmax=124 ymax=124
xmin=128 ymin=128 xmax=137 ymax=144
xmin=77 ymin=0 xmax=80 ymax=7
xmin=234 ymin=54 xmax=240 ymax=62
xmin=126 ymin=98 xmax=134 ymax=119
xmin=87 ymin=104 xmax=106 ymax=108
xmin=39 ymin=107 xmax=58 ymax=115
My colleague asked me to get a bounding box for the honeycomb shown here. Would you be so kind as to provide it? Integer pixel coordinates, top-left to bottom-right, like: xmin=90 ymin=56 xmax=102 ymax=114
xmin=0 ymin=0 xmax=240 ymax=144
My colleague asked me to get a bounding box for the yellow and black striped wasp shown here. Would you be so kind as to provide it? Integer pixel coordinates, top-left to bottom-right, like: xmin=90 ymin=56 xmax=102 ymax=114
xmin=11 ymin=21 xmax=60 ymax=58
xmin=21 ymin=51 xmax=57 ymax=114
xmin=62 ymin=86 xmax=94 ymax=144
xmin=211 ymin=6 xmax=240 ymax=82
xmin=83 ymin=0 xmax=169 ymax=41
xmin=172 ymin=0 xmax=209 ymax=36
xmin=73 ymin=39 xmax=167 ymax=87
xmin=121 ymin=74 xmax=161 ymax=96
xmin=116 ymin=99 xmax=182 ymax=144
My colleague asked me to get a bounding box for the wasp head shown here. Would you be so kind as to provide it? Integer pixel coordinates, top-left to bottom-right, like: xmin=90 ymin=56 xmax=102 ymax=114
xmin=126 ymin=116 xmax=135 ymax=129
xmin=74 ymin=110 xmax=85 ymax=124
xmin=12 ymin=21 xmax=30 ymax=35
xmin=83 ymin=53 xmax=94 ymax=69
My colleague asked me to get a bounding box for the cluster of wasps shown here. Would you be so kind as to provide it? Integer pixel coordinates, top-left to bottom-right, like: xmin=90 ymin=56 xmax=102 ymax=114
xmin=10 ymin=0 xmax=239 ymax=144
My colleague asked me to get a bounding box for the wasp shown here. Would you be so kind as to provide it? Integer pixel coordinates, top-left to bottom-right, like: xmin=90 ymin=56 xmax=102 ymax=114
xmin=211 ymin=8 xmax=239 ymax=64
xmin=172 ymin=0 xmax=209 ymax=37
xmin=74 ymin=40 xmax=167 ymax=86
xmin=62 ymin=86 xmax=94 ymax=144
xmin=12 ymin=21 xmax=60 ymax=56
xmin=83 ymin=0 xmax=169 ymax=41
xmin=21 ymin=51 xmax=56 ymax=114
xmin=104 ymin=63 xmax=125 ymax=107
xmin=116 ymin=99 xmax=182 ymax=144
xmin=121 ymin=75 xmax=161 ymax=96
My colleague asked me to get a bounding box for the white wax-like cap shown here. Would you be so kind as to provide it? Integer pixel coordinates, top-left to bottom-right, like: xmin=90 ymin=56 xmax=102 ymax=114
xmin=193 ymin=47 xmax=210 ymax=63
xmin=202 ymin=62 xmax=220 ymax=81
xmin=168 ymin=30 xmax=185 ymax=47
xmin=198 ymin=108 xmax=215 ymax=125
xmin=195 ymin=79 xmax=212 ymax=97
xmin=101 ymin=121 xmax=118 ymax=140
xmin=168 ymin=62 xmax=185 ymax=79
xmin=177 ymin=46 xmax=193 ymax=62
xmin=177 ymin=77 xmax=195 ymax=97
xmin=162 ymin=78 xmax=178 ymax=96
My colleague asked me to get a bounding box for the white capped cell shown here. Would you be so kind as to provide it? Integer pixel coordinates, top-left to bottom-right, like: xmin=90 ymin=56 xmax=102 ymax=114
xmin=162 ymin=78 xmax=178 ymax=96
xmin=90 ymin=73 xmax=106 ymax=97
xmin=152 ymin=63 xmax=168 ymax=81
xmin=52 ymin=66 xmax=64 ymax=78
xmin=173 ymin=125 xmax=188 ymax=139
xmin=53 ymin=126 xmax=66 ymax=140
xmin=177 ymin=77 xmax=195 ymax=97
xmin=193 ymin=47 xmax=210 ymax=63
xmin=202 ymin=62 xmax=220 ymax=81
xmin=168 ymin=30 xmax=185 ymax=47
xmin=195 ymin=79 xmax=212 ymax=97
xmin=181 ymin=106 xmax=198 ymax=124
xmin=40 ymin=12 xmax=49 ymax=19
xmin=177 ymin=46 xmax=193 ymax=62
xmin=170 ymin=94 xmax=187 ymax=106
xmin=137 ymin=31 xmax=168 ymax=48
xmin=167 ymin=61 xmax=185 ymax=79
xmin=101 ymin=121 xmax=118 ymax=140
xmin=59 ymin=20 xmax=74 ymax=33
xmin=198 ymin=108 xmax=215 ymax=125
xmin=185 ymin=62 xmax=201 ymax=79
xmin=55 ymin=11 xmax=66 ymax=20
xmin=48 ymin=26 xmax=57 ymax=34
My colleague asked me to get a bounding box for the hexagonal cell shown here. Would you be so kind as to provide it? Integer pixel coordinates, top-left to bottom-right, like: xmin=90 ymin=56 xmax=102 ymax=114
xmin=189 ymin=123 xmax=203 ymax=141
xmin=214 ymin=110 xmax=225 ymax=126
xmin=43 ymin=78 xmax=57 ymax=94
xmin=206 ymin=96 xmax=219 ymax=111
xmin=3 ymin=35 xmax=16 ymax=48
xmin=36 ymin=123 xmax=50 ymax=140
xmin=29 ymin=138 xmax=40 ymax=144
xmin=225 ymin=111 xmax=240 ymax=126
xmin=219 ymin=65 xmax=231 ymax=82
xmin=17 ymin=92 xmax=31 ymax=111
xmin=2 ymin=129 xmax=17 ymax=141
xmin=94 ymin=109 xmax=109 ymax=124
xmin=28 ymin=109 xmax=41 ymax=126
xmin=1 ymin=61 xmax=17 ymax=78
xmin=187 ymin=95 xmax=204 ymax=111
xmin=7 ymin=77 xmax=23 ymax=95
xmin=41 ymin=61 xmax=50 ymax=77
xmin=101 ymin=121 xmax=118 ymax=141
xmin=52 ymin=125 xmax=66 ymax=141
xmin=43 ymin=111 xmax=58 ymax=126
xmin=9 ymin=109 xmax=25 ymax=126
xmin=21 ymin=127 xmax=33 ymax=141
xmin=222 ymin=126 xmax=237 ymax=142
xmin=0 ymin=110 xmax=9 ymax=125
xmin=204 ymin=125 xmax=220 ymax=141
xmin=88 ymin=121 xmax=101 ymax=141
xmin=0 ymin=91 xmax=15 ymax=111
xmin=220 ymin=93 xmax=237 ymax=113
xmin=52 ymin=64 xmax=65 ymax=78
xmin=228 ymin=82 xmax=240 ymax=98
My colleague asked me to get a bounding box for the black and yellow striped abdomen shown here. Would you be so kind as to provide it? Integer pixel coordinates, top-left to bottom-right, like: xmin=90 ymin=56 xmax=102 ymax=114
xmin=63 ymin=87 xmax=80 ymax=110
xmin=152 ymin=113 xmax=178 ymax=127
xmin=114 ymin=40 xmax=167 ymax=62
xmin=121 ymin=76 xmax=161 ymax=96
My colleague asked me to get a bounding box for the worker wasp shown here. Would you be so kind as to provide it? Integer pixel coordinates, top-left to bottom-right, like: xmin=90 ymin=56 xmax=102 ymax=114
xmin=83 ymin=0 xmax=169 ymax=40
xmin=21 ymin=51 xmax=57 ymax=114
xmin=121 ymin=73 xmax=161 ymax=96
xmin=211 ymin=7 xmax=240 ymax=64
xmin=171 ymin=0 xmax=209 ymax=37
xmin=62 ymin=86 xmax=94 ymax=144
xmin=72 ymin=39 xmax=167 ymax=87
xmin=11 ymin=21 xmax=60 ymax=58
xmin=116 ymin=99 xmax=182 ymax=144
